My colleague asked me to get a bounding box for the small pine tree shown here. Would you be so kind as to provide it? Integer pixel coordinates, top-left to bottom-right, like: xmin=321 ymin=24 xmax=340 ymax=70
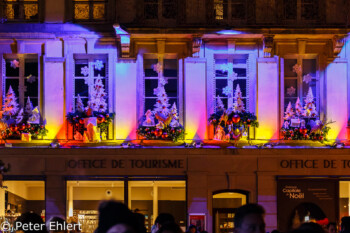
xmin=3 ymin=86 xmax=19 ymax=116
xmin=87 ymin=76 xmax=107 ymax=113
xmin=233 ymin=84 xmax=245 ymax=113
xmin=284 ymin=101 xmax=295 ymax=120
xmin=303 ymin=87 xmax=318 ymax=118
xmin=25 ymin=96 xmax=33 ymax=116
xmin=294 ymin=97 xmax=303 ymax=117
xmin=216 ymin=96 xmax=225 ymax=112
xmin=153 ymin=81 xmax=170 ymax=116
xmin=76 ymin=94 xmax=85 ymax=113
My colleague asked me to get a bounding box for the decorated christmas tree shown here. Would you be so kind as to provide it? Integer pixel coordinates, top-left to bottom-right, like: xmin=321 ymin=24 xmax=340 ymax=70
xmin=294 ymin=97 xmax=303 ymax=117
xmin=87 ymin=76 xmax=107 ymax=113
xmin=233 ymin=84 xmax=245 ymax=113
xmin=25 ymin=96 xmax=33 ymax=116
xmin=303 ymin=87 xmax=318 ymax=118
xmin=216 ymin=95 xmax=225 ymax=111
xmin=76 ymin=94 xmax=85 ymax=113
xmin=284 ymin=101 xmax=295 ymax=120
xmin=3 ymin=86 xmax=19 ymax=116
xmin=153 ymin=77 xmax=170 ymax=116
xmin=169 ymin=103 xmax=180 ymax=127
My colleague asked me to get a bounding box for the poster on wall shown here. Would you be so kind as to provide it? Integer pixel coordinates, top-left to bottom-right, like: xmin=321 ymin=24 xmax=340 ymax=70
xmin=277 ymin=179 xmax=338 ymax=232
xmin=189 ymin=213 xmax=206 ymax=232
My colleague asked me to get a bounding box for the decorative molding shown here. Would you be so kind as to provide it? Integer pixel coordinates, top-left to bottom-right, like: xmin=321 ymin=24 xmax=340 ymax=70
xmin=192 ymin=36 xmax=202 ymax=57
xmin=44 ymin=57 xmax=65 ymax=63
xmin=263 ymin=35 xmax=274 ymax=58
xmin=333 ymin=35 xmax=345 ymax=57
xmin=114 ymin=24 xmax=131 ymax=58
xmin=297 ymin=38 xmax=307 ymax=54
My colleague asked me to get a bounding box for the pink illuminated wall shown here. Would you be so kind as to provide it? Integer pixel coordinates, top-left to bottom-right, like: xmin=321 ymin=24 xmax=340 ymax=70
xmin=184 ymin=58 xmax=207 ymax=140
xmin=257 ymin=58 xmax=279 ymax=140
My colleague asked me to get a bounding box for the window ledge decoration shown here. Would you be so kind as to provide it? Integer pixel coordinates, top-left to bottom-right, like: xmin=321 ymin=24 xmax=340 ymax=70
xmin=281 ymin=87 xmax=332 ymax=141
xmin=0 ymin=86 xmax=48 ymax=141
xmin=209 ymin=85 xmax=258 ymax=142
xmin=137 ymin=77 xmax=184 ymax=142
xmin=67 ymin=77 xmax=114 ymax=143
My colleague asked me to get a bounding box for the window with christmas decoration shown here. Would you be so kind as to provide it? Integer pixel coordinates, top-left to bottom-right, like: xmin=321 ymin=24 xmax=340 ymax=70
xmin=72 ymin=0 xmax=108 ymax=21
xmin=137 ymin=57 xmax=184 ymax=141
xmin=3 ymin=0 xmax=41 ymax=21
xmin=0 ymin=55 xmax=46 ymax=140
xmin=66 ymin=55 xmax=114 ymax=142
xmin=281 ymin=56 xmax=331 ymax=141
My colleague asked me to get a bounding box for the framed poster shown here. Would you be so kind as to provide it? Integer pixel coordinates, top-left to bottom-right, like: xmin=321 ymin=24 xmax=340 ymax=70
xmin=189 ymin=213 xmax=206 ymax=231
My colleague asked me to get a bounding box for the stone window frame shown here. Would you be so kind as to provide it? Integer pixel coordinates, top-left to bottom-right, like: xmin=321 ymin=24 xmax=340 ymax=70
xmin=2 ymin=54 xmax=41 ymax=112
xmin=1 ymin=0 xmax=44 ymax=22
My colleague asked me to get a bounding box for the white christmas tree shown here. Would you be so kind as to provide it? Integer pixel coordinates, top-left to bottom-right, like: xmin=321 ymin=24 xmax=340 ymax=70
xmin=2 ymin=86 xmax=19 ymax=116
xmin=169 ymin=103 xmax=180 ymax=127
xmin=87 ymin=76 xmax=107 ymax=113
xmin=233 ymin=84 xmax=245 ymax=113
xmin=25 ymin=96 xmax=33 ymax=116
xmin=303 ymin=87 xmax=318 ymax=118
xmin=216 ymin=96 xmax=225 ymax=111
xmin=153 ymin=78 xmax=170 ymax=116
xmin=284 ymin=101 xmax=295 ymax=120
xmin=294 ymin=97 xmax=303 ymax=117
xmin=76 ymin=94 xmax=85 ymax=113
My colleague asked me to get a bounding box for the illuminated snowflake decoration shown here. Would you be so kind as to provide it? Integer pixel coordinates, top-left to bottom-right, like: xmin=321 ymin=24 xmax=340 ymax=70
xmin=153 ymin=63 xmax=163 ymax=74
xmin=303 ymin=73 xmax=312 ymax=84
xmin=159 ymin=77 xmax=168 ymax=86
xmin=26 ymin=74 xmax=37 ymax=84
xmin=229 ymin=71 xmax=238 ymax=81
xmin=292 ymin=64 xmax=302 ymax=76
xmin=81 ymin=66 xmax=89 ymax=77
xmin=222 ymin=86 xmax=233 ymax=97
xmin=286 ymin=86 xmax=296 ymax=96
xmin=10 ymin=59 xmax=19 ymax=69
xmin=94 ymin=60 xmax=104 ymax=71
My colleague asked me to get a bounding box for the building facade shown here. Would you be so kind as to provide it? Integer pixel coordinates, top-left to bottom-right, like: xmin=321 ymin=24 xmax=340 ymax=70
xmin=1 ymin=0 xmax=350 ymax=232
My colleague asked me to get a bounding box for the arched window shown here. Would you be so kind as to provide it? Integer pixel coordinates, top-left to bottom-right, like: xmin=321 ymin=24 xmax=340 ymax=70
xmin=212 ymin=190 xmax=249 ymax=233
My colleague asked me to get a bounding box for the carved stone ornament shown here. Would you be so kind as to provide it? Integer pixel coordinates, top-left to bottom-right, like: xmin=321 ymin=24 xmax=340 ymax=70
xmin=263 ymin=35 xmax=274 ymax=58
xmin=192 ymin=36 xmax=202 ymax=57
xmin=333 ymin=35 xmax=345 ymax=56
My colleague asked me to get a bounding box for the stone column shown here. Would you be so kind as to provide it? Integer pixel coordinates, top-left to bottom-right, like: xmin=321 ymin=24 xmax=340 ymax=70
xmin=45 ymin=175 xmax=66 ymax=220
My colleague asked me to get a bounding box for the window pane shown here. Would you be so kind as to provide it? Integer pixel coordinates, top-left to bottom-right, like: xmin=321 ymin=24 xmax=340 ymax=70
xmin=75 ymin=60 xmax=89 ymax=77
xmin=215 ymin=59 xmax=228 ymax=77
xmin=6 ymin=59 xmax=19 ymax=77
xmin=93 ymin=3 xmax=105 ymax=19
xmin=25 ymin=78 xmax=38 ymax=98
xmin=216 ymin=79 xmax=228 ymax=97
xmin=93 ymin=59 xmax=106 ymax=77
xmin=284 ymin=0 xmax=297 ymax=20
xmin=284 ymin=79 xmax=298 ymax=97
xmin=74 ymin=4 xmax=89 ymax=19
xmin=24 ymin=3 xmax=38 ymax=20
xmin=145 ymin=79 xmax=158 ymax=97
xmin=145 ymin=98 xmax=156 ymax=111
xmin=284 ymin=59 xmax=298 ymax=77
xmin=144 ymin=59 xmax=158 ymax=77
xmin=302 ymin=59 xmax=316 ymax=77
xmin=25 ymin=59 xmax=38 ymax=77
xmin=5 ymin=79 xmax=19 ymax=97
xmin=231 ymin=0 xmax=245 ymax=19
xmin=162 ymin=0 xmax=177 ymax=19
xmin=168 ymin=99 xmax=178 ymax=110
xmin=163 ymin=59 xmax=177 ymax=77
xmin=301 ymin=0 xmax=318 ymax=20
xmin=144 ymin=0 xmax=158 ymax=19
xmin=164 ymin=79 xmax=177 ymax=98
xmin=233 ymin=68 xmax=246 ymax=77
xmin=75 ymin=79 xmax=89 ymax=97
xmin=233 ymin=79 xmax=246 ymax=97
